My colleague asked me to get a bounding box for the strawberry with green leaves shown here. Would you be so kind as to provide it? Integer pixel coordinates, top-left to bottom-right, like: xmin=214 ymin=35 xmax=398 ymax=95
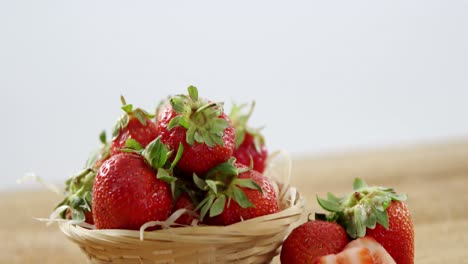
xmin=57 ymin=131 xmax=110 ymax=224
xmin=156 ymin=86 xmax=236 ymax=176
xmin=93 ymin=137 xmax=183 ymax=230
xmin=110 ymin=96 xmax=158 ymax=156
xmin=229 ymin=102 xmax=268 ymax=173
xmin=57 ymin=168 xmax=96 ymax=224
xmin=193 ymin=158 xmax=279 ymax=226
xmin=317 ymin=178 xmax=414 ymax=264
xmin=280 ymin=220 xmax=350 ymax=264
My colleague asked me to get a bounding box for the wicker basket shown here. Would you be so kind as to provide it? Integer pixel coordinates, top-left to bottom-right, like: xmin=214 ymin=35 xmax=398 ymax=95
xmin=59 ymin=152 xmax=305 ymax=264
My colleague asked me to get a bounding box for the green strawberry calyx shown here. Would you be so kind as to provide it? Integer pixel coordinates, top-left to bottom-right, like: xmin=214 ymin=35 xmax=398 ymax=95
xmin=123 ymin=136 xmax=184 ymax=198
xmin=168 ymin=86 xmax=230 ymax=148
xmin=229 ymin=101 xmax=265 ymax=151
xmin=56 ymin=168 xmax=95 ymax=222
xmin=317 ymin=178 xmax=407 ymax=239
xmin=193 ymin=157 xmax=263 ymax=220
xmin=112 ymin=96 xmax=155 ymax=140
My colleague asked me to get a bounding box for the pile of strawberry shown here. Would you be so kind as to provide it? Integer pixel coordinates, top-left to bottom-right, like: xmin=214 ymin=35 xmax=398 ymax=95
xmin=56 ymin=86 xmax=278 ymax=229
xmin=280 ymin=178 xmax=414 ymax=264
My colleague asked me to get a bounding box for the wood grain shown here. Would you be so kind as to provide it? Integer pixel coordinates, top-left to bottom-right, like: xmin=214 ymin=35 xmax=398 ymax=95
xmin=2 ymin=140 xmax=468 ymax=263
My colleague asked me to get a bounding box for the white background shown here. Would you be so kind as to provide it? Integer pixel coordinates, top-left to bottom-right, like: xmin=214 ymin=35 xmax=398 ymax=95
xmin=1 ymin=1 xmax=467 ymax=191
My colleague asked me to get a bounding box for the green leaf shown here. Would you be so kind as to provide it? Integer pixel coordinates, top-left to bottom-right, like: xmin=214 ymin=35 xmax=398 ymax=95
xmin=353 ymin=178 xmax=368 ymax=191
xmin=196 ymin=102 xmax=217 ymax=113
xmin=205 ymin=180 xmax=218 ymax=194
xmin=352 ymin=206 xmax=367 ymax=238
xmin=186 ymin=126 xmax=196 ymax=146
xmin=206 ymin=158 xmax=238 ymax=180
xmin=317 ymin=196 xmax=342 ymax=212
xmin=194 ymin=195 xmax=209 ymax=212
xmin=212 ymin=134 xmax=224 ymax=146
xmin=390 ymin=192 xmax=407 ymax=201
xmin=121 ymin=104 xmax=133 ymax=114
xmin=193 ymin=173 xmax=207 ymax=190
xmin=170 ymin=143 xmax=184 ymax=170
xmin=200 ymin=195 xmax=215 ymax=220
xmin=142 ymin=137 xmax=169 ymax=169
xmin=194 ymin=131 xmax=204 ymax=144
xmin=71 ymin=208 xmax=85 ymax=222
xmin=232 ymin=186 xmax=254 ymax=208
xmin=327 ymin=192 xmax=341 ymax=203
xmin=363 ymin=206 xmax=377 ymax=229
xmin=211 ymin=118 xmax=230 ymax=133
xmin=168 ymin=115 xmax=183 ymax=130
xmin=235 ymin=178 xmax=263 ymax=193
xmin=125 ymin=138 xmax=143 ymax=151
xmin=99 ymin=131 xmax=107 ymax=144
xmin=83 ymin=191 xmax=93 ymax=207
xmin=178 ymin=116 xmax=190 ymax=129
xmin=187 ymin=85 xmax=198 ymax=101
xmin=373 ymin=206 xmax=390 ymax=230
xmin=170 ymin=97 xmax=187 ymax=114
xmin=112 ymin=114 xmax=130 ymax=140
xmin=209 ymin=195 xmax=226 ymax=217
xmin=133 ymin=109 xmax=147 ymax=126
xmin=157 ymin=168 xmax=177 ymax=184
xmin=201 ymin=131 xmax=216 ymax=147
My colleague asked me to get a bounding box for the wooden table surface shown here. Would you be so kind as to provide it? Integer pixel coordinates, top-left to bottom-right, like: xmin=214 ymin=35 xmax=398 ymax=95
xmin=2 ymin=140 xmax=468 ymax=263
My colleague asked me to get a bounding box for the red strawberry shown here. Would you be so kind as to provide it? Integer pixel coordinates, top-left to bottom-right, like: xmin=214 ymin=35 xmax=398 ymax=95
xmin=314 ymin=247 xmax=374 ymax=264
xmin=280 ymin=220 xmax=350 ymax=264
xmin=92 ymin=152 xmax=172 ymax=229
xmin=229 ymin=102 xmax=268 ymax=173
xmin=110 ymin=96 xmax=158 ymax=156
xmin=156 ymin=86 xmax=235 ymax=176
xmin=172 ymin=193 xmax=199 ymax=225
xmin=366 ymin=201 xmax=414 ymax=264
xmin=318 ymin=178 xmax=414 ymax=264
xmin=195 ymin=160 xmax=279 ymax=226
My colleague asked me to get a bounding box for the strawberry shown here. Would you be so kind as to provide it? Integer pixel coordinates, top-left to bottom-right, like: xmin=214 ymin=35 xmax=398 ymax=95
xmin=110 ymin=96 xmax=158 ymax=156
xmin=172 ymin=192 xmax=199 ymax=225
xmin=280 ymin=220 xmax=350 ymax=264
xmin=314 ymin=247 xmax=374 ymax=264
xmin=345 ymin=237 xmax=396 ymax=264
xmin=317 ymin=178 xmax=414 ymax=264
xmin=92 ymin=152 xmax=172 ymax=229
xmin=92 ymin=135 xmax=184 ymax=230
xmin=365 ymin=201 xmax=413 ymax=264
xmin=315 ymin=237 xmax=396 ymax=264
xmin=156 ymin=86 xmax=235 ymax=176
xmin=229 ymin=102 xmax=268 ymax=173
xmin=194 ymin=159 xmax=279 ymax=226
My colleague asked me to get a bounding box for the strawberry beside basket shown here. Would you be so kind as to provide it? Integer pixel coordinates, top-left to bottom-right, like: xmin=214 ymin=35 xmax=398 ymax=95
xmin=59 ymin=152 xmax=304 ymax=264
